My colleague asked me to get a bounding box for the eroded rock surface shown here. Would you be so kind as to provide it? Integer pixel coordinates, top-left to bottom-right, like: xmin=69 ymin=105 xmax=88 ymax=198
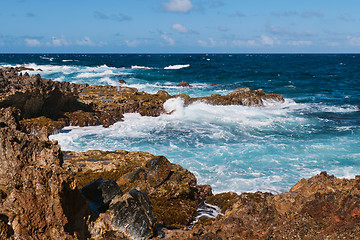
xmin=160 ymin=172 xmax=360 ymax=239
xmin=0 ymin=67 xmax=284 ymax=135
xmin=63 ymin=151 xmax=212 ymax=229
xmin=0 ymin=107 xmax=89 ymax=239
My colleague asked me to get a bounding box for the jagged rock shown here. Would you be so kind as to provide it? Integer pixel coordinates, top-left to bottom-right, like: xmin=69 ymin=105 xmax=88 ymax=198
xmin=81 ymin=178 xmax=123 ymax=212
xmin=177 ymin=81 xmax=193 ymax=87
xmin=63 ymin=151 xmax=212 ymax=229
xmin=89 ymin=189 xmax=156 ymax=240
xmin=190 ymin=87 xmax=284 ymax=107
xmin=159 ymin=172 xmax=360 ymax=239
xmin=0 ymin=107 xmax=90 ymax=239
xmin=110 ymin=189 xmax=156 ymax=239
xmin=119 ymin=79 xmax=127 ymax=84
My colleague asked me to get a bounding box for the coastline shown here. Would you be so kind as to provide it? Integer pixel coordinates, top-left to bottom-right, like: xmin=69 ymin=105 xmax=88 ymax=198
xmin=1 ymin=66 xmax=359 ymax=239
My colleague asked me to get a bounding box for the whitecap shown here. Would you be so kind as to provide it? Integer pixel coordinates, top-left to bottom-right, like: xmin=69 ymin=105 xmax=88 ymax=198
xmin=131 ymin=65 xmax=152 ymax=70
xmin=164 ymin=64 xmax=190 ymax=70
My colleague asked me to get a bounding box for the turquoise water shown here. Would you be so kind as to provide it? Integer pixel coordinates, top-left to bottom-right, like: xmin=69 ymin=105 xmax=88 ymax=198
xmin=1 ymin=54 xmax=359 ymax=193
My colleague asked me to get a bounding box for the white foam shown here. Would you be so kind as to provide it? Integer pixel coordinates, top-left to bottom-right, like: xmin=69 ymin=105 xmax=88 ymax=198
xmin=76 ymin=69 xmax=122 ymax=78
xmin=99 ymin=77 xmax=118 ymax=86
xmin=131 ymin=65 xmax=152 ymax=70
xmin=164 ymin=64 xmax=190 ymax=70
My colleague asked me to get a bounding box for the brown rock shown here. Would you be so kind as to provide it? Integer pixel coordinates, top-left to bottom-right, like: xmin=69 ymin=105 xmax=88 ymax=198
xmin=118 ymin=79 xmax=127 ymax=84
xmin=0 ymin=107 xmax=90 ymax=239
xmin=159 ymin=172 xmax=360 ymax=239
xmin=63 ymin=150 xmax=212 ymax=229
xmin=177 ymin=81 xmax=193 ymax=87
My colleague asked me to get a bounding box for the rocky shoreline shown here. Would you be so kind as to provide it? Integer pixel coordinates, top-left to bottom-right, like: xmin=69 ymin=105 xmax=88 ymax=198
xmin=0 ymin=67 xmax=359 ymax=239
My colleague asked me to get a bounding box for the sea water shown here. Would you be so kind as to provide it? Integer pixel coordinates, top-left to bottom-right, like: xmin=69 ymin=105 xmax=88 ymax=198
xmin=1 ymin=54 xmax=359 ymax=193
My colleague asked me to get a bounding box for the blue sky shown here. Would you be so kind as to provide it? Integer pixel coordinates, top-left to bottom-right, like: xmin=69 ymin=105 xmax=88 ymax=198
xmin=1 ymin=0 xmax=360 ymax=53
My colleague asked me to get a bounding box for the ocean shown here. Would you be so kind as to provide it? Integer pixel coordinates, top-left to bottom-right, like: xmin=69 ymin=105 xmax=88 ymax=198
xmin=1 ymin=54 xmax=359 ymax=194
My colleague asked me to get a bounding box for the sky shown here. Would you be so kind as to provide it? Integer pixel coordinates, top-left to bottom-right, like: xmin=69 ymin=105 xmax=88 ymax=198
xmin=1 ymin=0 xmax=360 ymax=53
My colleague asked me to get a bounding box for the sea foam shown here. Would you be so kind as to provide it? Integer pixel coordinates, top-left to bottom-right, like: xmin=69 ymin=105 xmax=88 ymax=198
xmin=164 ymin=64 xmax=190 ymax=70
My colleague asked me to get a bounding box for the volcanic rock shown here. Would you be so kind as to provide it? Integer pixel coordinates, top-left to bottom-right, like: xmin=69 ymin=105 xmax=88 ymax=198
xmin=0 ymin=107 xmax=90 ymax=239
xmin=159 ymin=172 xmax=360 ymax=239
xmin=81 ymin=178 xmax=123 ymax=212
xmin=63 ymin=151 xmax=212 ymax=229
xmin=119 ymin=79 xmax=127 ymax=84
xmin=177 ymin=81 xmax=193 ymax=87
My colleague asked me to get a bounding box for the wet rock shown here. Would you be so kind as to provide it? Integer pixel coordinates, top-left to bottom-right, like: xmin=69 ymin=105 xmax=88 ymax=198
xmin=64 ymin=151 xmax=212 ymax=229
xmin=192 ymin=87 xmax=284 ymax=107
xmin=110 ymin=189 xmax=156 ymax=239
xmin=89 ymin=189 xmax=156 ymax=240
xmin=81 ymin=178 xmax=123 ymax=212
xmin=177 ymin=81 xmax=193 ymax=87
xmin=119 ymin=79 xmax=127 ymax=84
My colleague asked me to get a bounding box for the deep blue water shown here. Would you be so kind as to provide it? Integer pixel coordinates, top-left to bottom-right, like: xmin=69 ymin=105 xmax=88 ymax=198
xmin=1 ymin=54 xmax=359 ymax=193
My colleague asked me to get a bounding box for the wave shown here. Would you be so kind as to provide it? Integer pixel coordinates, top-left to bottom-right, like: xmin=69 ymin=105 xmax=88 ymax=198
xmin=50 ymin=97 xmax=360 ymax=193
xmin=131 ymin=65 xmax=152 ymax=70
xmin=75 ymin=69 xmax=129 ymax=78
xmin=164 ymin=64 xmax=190 ymax=70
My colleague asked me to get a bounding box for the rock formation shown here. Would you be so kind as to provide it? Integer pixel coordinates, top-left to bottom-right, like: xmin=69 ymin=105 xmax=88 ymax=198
xmin=177 ymin=81 xmax=193 ymax=87
xmin=0 ymin=107 xmax=89 ymax=239
xmin=159 ymin=172 xmax=360 ymax=239
xmin=0 ymin=67 xmax=284 ymax=136
xmin=0 ymin=66 xmax=357 ymax=239
xmin=63 ymin=151 xmax=212 ymax=230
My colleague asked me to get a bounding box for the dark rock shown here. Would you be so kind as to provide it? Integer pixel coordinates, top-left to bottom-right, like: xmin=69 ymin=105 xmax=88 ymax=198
xmin=81 ymin=178 xmax=123 ymax=212
xmin=110 ymin=189 xmax=156 ymax=239
xmin=118 ymin=79 xmax=127 ymax=84
xmin=177 ymin=81 xmax=193 ymax=87
xmin=90 ymin=189 xmax=156 ymax=239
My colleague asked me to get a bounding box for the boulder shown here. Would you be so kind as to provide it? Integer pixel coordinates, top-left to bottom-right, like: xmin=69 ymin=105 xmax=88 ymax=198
xmin=64 ymin=151 xmax=212 ymax=229
xmin=177 ymin=81 xmax=193 ymax=87
xmin=118 ymin=79 xmax=127 ymax=84
xmin=89 ymin=189 xmax=156 ymax=240
xmin=81 ymin=178 xmax=123 ymax=212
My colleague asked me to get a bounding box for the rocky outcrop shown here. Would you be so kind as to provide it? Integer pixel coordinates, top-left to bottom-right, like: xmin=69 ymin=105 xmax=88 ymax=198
xmin=0 ymin=107 xmax=90 ymax=239
xmin=160 ymin=172 xmax=360 ymax=239
xmin=0 ymin=67 xmax=124 ymax=135
xmin=177 ymin=81 xmax=193 ymax=87
xmin=190 ymin=87 xmax=284 ymax=107
xmin=81 ymin=180 xmax=156 ymax=240
xmin=81 ymin=179 xmax=122 ymax=212
xmin=63 ymin=150 xmax=212 ymax=229
xmin=0 ymin=67 xmax=284 ymax=135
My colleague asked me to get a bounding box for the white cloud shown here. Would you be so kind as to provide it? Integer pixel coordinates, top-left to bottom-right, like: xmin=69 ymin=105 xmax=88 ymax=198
xmin=172 ymin=23 xmax=188 ymax=33
xmin=347 ymin=36 xmax=360 ymax=46
xmin=231 ymin=39 xmax=258 ymax=47
xmin=161 ymin=33 xmax=175 ymax=46
xmin=163 ymin=0 xmax=193 ymax=13
xmin=197 ymin=37 xmax=226 ymax=47
xmin=52 ymin=36 xmax=69 ymax=46
xmin=260 ymin=35 xmax=278 ymax=46
xmin=197 ymin=40 xmax=208 ymax=47
xmin=76 ymin=36 xmax=95 ymax=46
xmin=325 ymin=41 xmax=340 ymax=47
xmin=25 ymin=38 xmax=41 ymax=47
xmin=125 ymin=40 xmax=139 ymax=47
xmin=287 ymin=40 xmax=312 ymax=46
